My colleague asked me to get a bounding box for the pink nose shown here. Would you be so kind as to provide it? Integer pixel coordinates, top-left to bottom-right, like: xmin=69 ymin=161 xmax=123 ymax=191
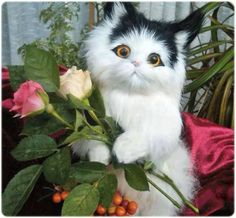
xmin=132 ymin=60 xmax=141 ymax=67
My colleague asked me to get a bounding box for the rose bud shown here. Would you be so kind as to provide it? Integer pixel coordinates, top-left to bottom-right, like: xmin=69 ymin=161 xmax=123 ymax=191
xmin=10 ymin=80 xmax=48 ymax=118
xmin=58 ymin=66 xmax=92 ymax=100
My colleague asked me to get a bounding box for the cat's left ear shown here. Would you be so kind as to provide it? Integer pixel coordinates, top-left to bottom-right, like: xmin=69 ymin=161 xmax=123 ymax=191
xmin=173 ymin=9 xmax=204 ymax=49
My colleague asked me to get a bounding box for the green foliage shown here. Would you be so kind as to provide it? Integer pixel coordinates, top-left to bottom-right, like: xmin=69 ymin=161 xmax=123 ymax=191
xmin=185 ymin=2 xmax=234 ymax=128
xmin=62 ymin=183 xmax=100 ymax=216
xmin=88 ymin=86 xmax=106 ymax=118
xmin=18 ymin=2 xmax=85 ymax=68
xmin=69 ymin=161 xmax=106 ymax=183
xmin=43 ymin=147 xmax=71 ymax=185
xmin=124 ymin=164 xmax=149 ymax=191
xmin=2 ymin=165 xmax=42 ymax=216
xmin=24 ymin=46 xmax=60 ymax=92
xmin=97 ymin=174 xmax=118 ymax=208
xmin=8 ymin=65 xmax=26 ymax=90
xmin=11 ymin=135 xmax=58 ymax=161
xmin=21 ymin=113 xmax=64 ymax=136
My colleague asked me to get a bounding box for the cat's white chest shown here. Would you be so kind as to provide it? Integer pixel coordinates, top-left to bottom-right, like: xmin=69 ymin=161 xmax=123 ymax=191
xmin=102 ymin=89 xmax=181 ymax=134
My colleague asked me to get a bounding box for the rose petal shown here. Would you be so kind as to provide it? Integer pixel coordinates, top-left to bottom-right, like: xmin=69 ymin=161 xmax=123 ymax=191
xmin=21 ymin=93 xmax=45 ymax=116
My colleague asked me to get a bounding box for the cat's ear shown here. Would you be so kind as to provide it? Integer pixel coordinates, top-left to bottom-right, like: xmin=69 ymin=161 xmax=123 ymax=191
xmin=173 ymin=9 xmax=204 ymax=49
xmin=103 ymin=2 xmax=137 ymax=20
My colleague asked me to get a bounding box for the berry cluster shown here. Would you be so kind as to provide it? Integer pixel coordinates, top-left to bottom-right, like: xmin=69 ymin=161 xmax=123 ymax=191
xmin=95 ymin=191 xmax=138 ymax=216
xmin=52 ymin=190 xmax=69 ymax=204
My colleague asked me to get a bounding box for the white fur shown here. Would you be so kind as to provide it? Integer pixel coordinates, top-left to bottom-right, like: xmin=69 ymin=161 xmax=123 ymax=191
xmin=73 ymin=3 xmax=197 ymax=215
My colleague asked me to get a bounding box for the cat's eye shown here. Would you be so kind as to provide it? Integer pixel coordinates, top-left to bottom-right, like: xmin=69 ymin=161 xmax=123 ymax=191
xmin=148 ymin=53 xmax=163 ymax=67
xmin=112 ymin=45 xmax=130 ymax=58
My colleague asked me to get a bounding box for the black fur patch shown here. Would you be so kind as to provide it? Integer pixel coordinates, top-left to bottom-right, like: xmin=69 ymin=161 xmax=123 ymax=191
xmin=105 ymin=3 xmax=204 ymax=67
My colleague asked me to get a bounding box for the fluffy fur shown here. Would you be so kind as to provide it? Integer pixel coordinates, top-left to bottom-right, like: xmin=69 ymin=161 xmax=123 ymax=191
xmin=73 ymin=3 xmax=203 ymax=215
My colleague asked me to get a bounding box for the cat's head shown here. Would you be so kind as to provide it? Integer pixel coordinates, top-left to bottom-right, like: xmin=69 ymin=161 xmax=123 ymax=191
xmin=85 ymin=2 xmax=204 ymax=97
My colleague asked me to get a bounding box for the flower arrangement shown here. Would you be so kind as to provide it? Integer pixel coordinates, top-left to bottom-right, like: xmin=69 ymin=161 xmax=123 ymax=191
xmin=2 ymin=46 xmax=199 ymax=216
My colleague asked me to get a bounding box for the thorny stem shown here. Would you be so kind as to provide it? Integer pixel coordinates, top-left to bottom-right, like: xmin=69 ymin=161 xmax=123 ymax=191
xmin=149 ymin=170 xmax=199 ymax=214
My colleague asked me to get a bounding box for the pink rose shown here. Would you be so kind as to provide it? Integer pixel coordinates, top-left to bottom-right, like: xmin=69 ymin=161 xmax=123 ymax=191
xmin=10 ymin=81 xmax=48 ymax=118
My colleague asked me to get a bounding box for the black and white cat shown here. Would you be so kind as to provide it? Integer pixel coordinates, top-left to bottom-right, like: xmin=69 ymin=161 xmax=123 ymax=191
xmin=73 ymin=2 xmax=204 ymax=215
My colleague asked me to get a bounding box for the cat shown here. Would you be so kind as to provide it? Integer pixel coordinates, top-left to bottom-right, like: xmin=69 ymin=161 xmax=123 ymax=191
xmin=72 ymin=2 xmax=204 ymax=215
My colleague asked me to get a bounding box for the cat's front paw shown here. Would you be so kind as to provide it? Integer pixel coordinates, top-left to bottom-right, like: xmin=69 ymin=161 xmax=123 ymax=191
xmin=113 ymin=132 xmax=148 ymax=163
xmin=89 ymin=144 xmax=111 ymax=165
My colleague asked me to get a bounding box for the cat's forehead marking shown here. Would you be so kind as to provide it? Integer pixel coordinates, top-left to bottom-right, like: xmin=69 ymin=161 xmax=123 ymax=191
xmin=108 ymin=13 xmax=178 ymax=66
xmin=109 ymin=29 xmax=170 ymax=66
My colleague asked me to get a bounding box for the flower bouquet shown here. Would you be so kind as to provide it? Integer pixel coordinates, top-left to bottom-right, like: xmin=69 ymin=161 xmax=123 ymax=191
xmin=2 ymin=46 xmax=199 ymax=216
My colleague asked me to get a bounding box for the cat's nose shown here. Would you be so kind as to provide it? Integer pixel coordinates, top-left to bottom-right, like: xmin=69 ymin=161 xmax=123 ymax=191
xmin=131 ymin=60 xmax=141 ymax=67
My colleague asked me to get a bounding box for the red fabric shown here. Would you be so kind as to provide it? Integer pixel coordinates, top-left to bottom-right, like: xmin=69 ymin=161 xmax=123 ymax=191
xmin=2 ymin=67 xmax=234 ymax=215
xmin=181 ymin=113 xmax=234 ymax=216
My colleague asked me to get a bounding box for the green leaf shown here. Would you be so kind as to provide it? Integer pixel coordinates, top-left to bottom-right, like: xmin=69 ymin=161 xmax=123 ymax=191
xmin=200 ymin=2 xmax=221 ymax=14
xmin=70 ymin=161 xmax=106 ymax=183
xmin=11 ymin=135 xmax=58 ymax=161
xmin=88 ymin=86 xmax=105 ymax=118
xmin=21 ymin=113 xmax=64 ymax=136
xmin=7 ymin=65 xmax=26 ymax=90
xmin=97 ymin=174 xmax=118 ymax=208
xmin=102 ymin=116 xmax=123 ymax=141
xmin=24 ymin=46 xmax=60 ymax=92
xmin=184 ymin=48 xmax=234 ymax=93
xmin=43 ymin=147 xmax=71 ymax=185
xmin=2 ymin=165 xmax=42 ymax=216
xmin=63 ymin=126 xmax=107 ymax=145
xmin=124 ymin=164 xmax=149 ymax=191
xmin=75 ymin=110 xmax=84 ymax=131
xmin=68 ymin=94 xmax=93 ymax=110
xmin=62 ymin=183 xmax=100 ymax=216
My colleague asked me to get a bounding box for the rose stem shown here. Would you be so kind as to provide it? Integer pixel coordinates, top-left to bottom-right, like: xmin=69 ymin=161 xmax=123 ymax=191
xmin=46 ymin=104 xmax=73 ymax=129
xmin=147 ymin=177 xmax=181 ymax=209
xmin=150 ymin=171 xmax=199 ymax=214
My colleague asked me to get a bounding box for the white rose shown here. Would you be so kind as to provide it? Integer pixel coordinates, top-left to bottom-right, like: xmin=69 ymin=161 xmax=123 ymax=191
xmin=59 ymin=66 xmax=92 ymax=100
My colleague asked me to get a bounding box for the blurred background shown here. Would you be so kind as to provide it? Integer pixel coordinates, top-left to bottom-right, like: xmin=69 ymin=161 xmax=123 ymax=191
xmin=2 ymin=2 xmax=234 ymax=127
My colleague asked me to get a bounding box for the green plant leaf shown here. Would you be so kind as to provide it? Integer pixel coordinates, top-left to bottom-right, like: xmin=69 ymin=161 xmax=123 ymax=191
xmin=43 ymin=147 xmax=71 ymax=185
xmin=11 ymin=135 xmax=58 ymax=161
xmin=2 ymin=165 xmax=42 ymax=216
xmin=88 ymin=86 xmax=105 ymax=118
xmin=75 ymin=110 xmax=84 ymax=131
xmin=63 ymin=126 xmax=108 ymax=145
xmin=97 ymin=174 xmax=118 ymax=208
xmin=70 ymin=161 xmax=106 ymax=183
xmin=187 ymin=53 xmax=222 ymax=65
xmin=61 ymin=183 xmax=100 ymax=216
xmin=124 ymin=164 xmax=149 ymax=191
xmin=24 ymin=46 xmax=60 ymax=92
xmin=7 ymin=65 xmax=26 ymax=90
xmin=184 ymin=48 xmax=233 ymax=93
xmin=102 ymin=116 xmax=123 ymax=141
xmin=21 ymin=113 xmax=64 ymax=136
xmin=200 ymin=2 xmax=221 ymax=14
xmin=68 ymin=94 xmax=93 ymax=110
xmin=189 ymin=41 xmax=232 ymax=56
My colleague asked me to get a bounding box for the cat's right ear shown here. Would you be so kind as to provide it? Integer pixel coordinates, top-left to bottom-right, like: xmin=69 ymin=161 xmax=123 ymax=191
xmin=103 ymin=2 xmax=136 ymax=20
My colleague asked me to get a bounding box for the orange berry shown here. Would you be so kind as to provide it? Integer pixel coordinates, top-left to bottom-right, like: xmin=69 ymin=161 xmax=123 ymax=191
xmin=127 ymin=201 xmax=138 ymax=215
xmin=96 ymin=204 xmax=106 ymax=215
xmin=116 ymin=206 xmax=126 ymax=216
xmin=61 ymin=191 xmax=69 ymax=200
xmin=121 ymin=200 xmax=129 ymax=209
xmin=112 ymin=192 xmax=123 ymax=206
xmin=52 ymin=192 xmax=62 ymax=204
xmin=108 ymin=206 xmax=116 ymax=215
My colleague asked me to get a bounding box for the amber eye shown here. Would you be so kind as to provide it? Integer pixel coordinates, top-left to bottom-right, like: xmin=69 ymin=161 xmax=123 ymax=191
xmin=148 ymin=53 xmax=163 ymax=67
xmin=112 ymin=45 xmax=130 ymax=58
